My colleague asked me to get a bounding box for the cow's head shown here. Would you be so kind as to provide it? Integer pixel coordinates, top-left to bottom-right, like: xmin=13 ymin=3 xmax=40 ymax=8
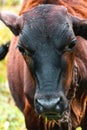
xmin=1 ymin=5 xmax=87 ymax=120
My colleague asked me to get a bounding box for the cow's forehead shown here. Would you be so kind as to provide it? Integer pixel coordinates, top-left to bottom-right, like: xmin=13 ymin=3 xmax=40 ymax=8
xmin=19 ymin=4 xmax=75 ymax=52
xmin=23 ymin=5 xmax=68 ymax=23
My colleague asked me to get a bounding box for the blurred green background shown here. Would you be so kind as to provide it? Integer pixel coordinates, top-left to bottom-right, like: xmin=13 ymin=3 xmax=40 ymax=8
xmin=0 ymin=0 xmax=26 ymax=130
xmin=0 ymin=0 xmax=82 ymax=130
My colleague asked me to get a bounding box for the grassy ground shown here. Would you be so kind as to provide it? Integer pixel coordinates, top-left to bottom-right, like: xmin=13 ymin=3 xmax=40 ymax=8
xmin=0 ymin=3 xmax=82 ymax=130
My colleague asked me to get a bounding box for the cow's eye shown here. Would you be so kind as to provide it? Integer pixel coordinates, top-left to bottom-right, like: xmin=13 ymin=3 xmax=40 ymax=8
xmin=69 ymin=39 xmax=77 ymax=49
xmin=17 ymin=45 xmax=35 ymax=57
xmin=18 ymin=45 xmax=25 ymax=54
xmin=17 ymin=45 xmax=30 ymax=56
xmin=65 ymin=39 xmax=77 ymax=51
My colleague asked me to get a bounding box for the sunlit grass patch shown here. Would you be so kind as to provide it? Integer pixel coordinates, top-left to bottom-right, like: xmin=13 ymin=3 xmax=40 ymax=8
xmin=76 ymin=127 xmax=82 ymax=130
xmin=0 ymin=58 xmax=7 ymax=82
xmin=0 ymin=22 xmax=12 ymax=44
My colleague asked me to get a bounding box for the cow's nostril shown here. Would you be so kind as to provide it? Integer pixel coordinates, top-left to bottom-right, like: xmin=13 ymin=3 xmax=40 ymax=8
xmin=35 ymin=99 xmax=44 ymax=114
xmin=55 ymin=96 xmax=68 ymax=112
xmin=55 ymin=104 xmax=60 ymax=111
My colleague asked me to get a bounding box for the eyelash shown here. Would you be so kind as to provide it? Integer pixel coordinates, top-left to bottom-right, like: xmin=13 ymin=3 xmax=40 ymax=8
xmin=17 ymin=45 xmax=35 ymax=56
xmin=17 ymin=45 xmax=29 ymax=55
xmin=64 ymin=39 xmax=77 ymax=51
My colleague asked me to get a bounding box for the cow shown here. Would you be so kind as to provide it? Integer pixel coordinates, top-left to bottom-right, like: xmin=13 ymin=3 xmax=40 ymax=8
xmin=0 ymin=0 xmax=87 ymax=130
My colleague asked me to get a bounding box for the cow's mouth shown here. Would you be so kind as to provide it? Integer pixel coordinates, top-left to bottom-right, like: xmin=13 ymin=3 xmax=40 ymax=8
xmin=44 ymin=112 xmax=62 ymax=121
xmin=42 ymin=110 xmax=70 ymax=123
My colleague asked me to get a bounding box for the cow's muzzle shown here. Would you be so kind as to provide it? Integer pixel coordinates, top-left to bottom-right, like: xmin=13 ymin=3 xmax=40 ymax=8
xmin=34 ymin=92 xmax=68 ymax=120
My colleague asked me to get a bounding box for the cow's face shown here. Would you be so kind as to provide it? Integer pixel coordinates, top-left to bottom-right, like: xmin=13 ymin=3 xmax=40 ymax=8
xmin=17 ymin=5 xmax=77 ymax=119
xmin=1 ymin=4 xmax=87 ymax=120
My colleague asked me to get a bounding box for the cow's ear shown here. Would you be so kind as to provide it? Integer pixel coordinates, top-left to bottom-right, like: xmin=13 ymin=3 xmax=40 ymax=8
xmin=71 ymin=15 xmax=87 ymax=40
xmin=0 ymin=12 xmax=24 ymax=36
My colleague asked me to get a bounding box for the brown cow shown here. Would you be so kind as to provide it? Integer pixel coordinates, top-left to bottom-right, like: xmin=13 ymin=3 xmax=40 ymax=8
xmin=0 ymin=0 xmax=87 ymax=130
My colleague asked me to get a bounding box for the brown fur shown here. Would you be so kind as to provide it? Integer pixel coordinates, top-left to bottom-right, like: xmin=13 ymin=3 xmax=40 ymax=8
xmin=7 ymin=0 xmax=87 ymax=130
xmin=64 ymin=36 xmax=87 ymax=128
xmin=19 ymin=0 xmax=87 ymax=18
